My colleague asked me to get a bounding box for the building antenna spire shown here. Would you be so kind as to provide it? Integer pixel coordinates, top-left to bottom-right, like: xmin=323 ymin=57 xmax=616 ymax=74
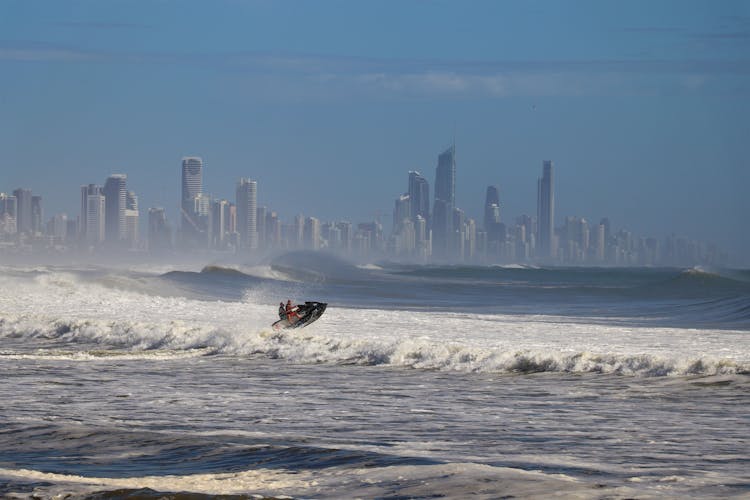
xmin=452 ymin=121 xmax=456 ymax=153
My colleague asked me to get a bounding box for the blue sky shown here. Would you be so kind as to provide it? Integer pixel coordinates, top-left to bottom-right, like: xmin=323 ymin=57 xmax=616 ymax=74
xmin=1 ymin=0 xmax=749 ymax=262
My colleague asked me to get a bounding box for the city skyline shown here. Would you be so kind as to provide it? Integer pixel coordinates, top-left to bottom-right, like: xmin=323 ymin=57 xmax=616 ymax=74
xmin=1 ymin=1 xmax=748 ymax=262
xmin=0 ymin=148 xmax=732 ymax=267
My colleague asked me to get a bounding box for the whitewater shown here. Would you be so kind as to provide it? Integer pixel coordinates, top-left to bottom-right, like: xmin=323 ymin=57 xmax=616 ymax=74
xmin=1 ymin=255 xmax=749 ymax=498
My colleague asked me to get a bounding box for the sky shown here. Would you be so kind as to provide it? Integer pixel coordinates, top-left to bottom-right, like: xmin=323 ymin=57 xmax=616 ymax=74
xmin=1 ymin=0 xmax=749 ymax=263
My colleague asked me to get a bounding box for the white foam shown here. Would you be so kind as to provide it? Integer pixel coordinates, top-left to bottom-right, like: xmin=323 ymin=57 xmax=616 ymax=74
xmin=356 ymin=263 xmax=384 ymax=270
xmin=1 ymin=267 xmax=748 ymax=377
xmin=0 ymin=462 xmax=629 ymax=498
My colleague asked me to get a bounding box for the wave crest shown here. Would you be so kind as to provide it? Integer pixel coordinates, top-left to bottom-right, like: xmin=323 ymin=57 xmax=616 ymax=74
xmin=1 ymin=315 xmax=746 ymax=377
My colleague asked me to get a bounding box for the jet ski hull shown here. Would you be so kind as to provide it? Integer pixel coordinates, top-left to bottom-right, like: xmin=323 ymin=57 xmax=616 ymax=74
xmin=272 ymin=302 xmax=327 ymax=330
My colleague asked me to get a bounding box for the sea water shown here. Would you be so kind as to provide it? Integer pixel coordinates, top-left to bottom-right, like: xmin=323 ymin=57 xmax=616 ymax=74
xmin=1 ymin=253 xmax=748 ymax=498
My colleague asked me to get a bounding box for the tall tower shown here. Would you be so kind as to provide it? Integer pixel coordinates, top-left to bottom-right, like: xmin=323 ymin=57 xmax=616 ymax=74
xmin=80 ymin=184 xmax=102 ymax=239
xmin=434 ymin=145 xmax=455 ymax=207
xmin=0 ymin=193 xmax=18 ymax=235
xmin=12 ymin=188 xmax=32 ymax=235
xmin=484 ymin=185 xmax=502 ymax=249
xmin=432 ymin=145 xmax=456 ymax=258
xmin=31 ymin=195 xmax=43 ymax=235
xmin=181 ymin=157 xmax=203 ymax=237
xmin=125 ymin=190 xmax=139 ymax=248
xmin=86 ymin=191 xmax=106 ymax=244
xmin=148 ymin=207 xmax=171 ymax=252
xmin=103 ymin=174 xmax=127 ymax=243
xmin=236 ymin=178 xmax=258 ymax=250
xmin=537 ymin=160 xmax=555 ymax=259
xmin=393 ymin=193 xmax=411 ymax=233
xmin=408 ymin=171 xmax=430 ymax=223
xmin=484 ymin=186 xmax=500 ymax=229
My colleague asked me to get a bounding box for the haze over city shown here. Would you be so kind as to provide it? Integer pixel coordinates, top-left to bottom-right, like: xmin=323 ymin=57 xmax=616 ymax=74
xmin=1 ymin=0 xmax=748 ymax=264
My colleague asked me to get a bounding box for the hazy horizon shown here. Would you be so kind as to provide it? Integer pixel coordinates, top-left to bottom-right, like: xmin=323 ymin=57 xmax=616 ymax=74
xmin=2 ymin=0 xmax=748 ymax=264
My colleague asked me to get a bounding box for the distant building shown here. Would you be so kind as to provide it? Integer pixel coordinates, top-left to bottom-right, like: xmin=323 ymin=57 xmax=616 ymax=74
xmin=148 ymin=207 xmax=171 ymax=252
xmin=408 ymin=171 xmax=430 ymax=223
xmin=432 ymin=145 xmax=456 ymax=258
xmin=125 ymin=190 xmax=139 ymax=249
xmin=211 ymin=199 xmax=231 ymax=248
xmin=236 ymin=178 xmax=258 ymax=251
xmin=86 ymin=191 xmax=106 ymax=245
xmin=537 ymin=160 xmax=555 ymax=259
xmin=484 ymin=185 xmax=500 ymax=230
xmin=181 ymin=157 xmax=206 ymax=244
xmin=336 ymin=221 xmax=353 ymax=253
xmin=80 ymin=184 xmax=103 ymax=241
xmin=256 ymin=205 xmax=267 ymax=250
xmin=304 ymin=217 xmax=321 ymax=250
xmin=12 ymin=188 xmax=32 ymax=235
xmin=393 ymin=193 xmax=411 ymax=234
xmin=0 ymin=193 xmax=17 ymax=235
xmin=50 ymin=213 xmax=68 ymax=243
xmin=31 ymin=195 xmax=43 ymax=235
xmin=103 ymin=174 xmax=127 ymax=243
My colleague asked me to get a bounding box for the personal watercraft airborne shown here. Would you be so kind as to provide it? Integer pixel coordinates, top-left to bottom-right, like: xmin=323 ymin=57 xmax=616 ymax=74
xmin=272 ymin=301 xmax=327 ymax=330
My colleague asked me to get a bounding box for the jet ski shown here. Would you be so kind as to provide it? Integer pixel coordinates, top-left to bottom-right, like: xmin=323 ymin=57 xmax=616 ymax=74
xmin=272 ymin=302 xmax=327 ymax=330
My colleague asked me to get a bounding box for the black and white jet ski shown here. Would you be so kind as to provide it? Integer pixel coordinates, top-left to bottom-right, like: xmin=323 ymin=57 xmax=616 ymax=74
xmin=272 ymin=302 xmax=327 ymax=330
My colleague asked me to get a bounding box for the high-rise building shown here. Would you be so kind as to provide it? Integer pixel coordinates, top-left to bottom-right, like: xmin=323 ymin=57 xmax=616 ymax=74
xmin=0 ymin=193 xmax=18 ymax=235
xmin=236 ymin=178 xmax=258 ymax=250
xmin=266 ymin=211 xmax=281 ymax=248
xmin=408 ymin=171 xmax=430 ymax=223
xmin=181 ymin=157 xmax=203 ymax=208
xmin=103 ymin=174 xmax=127 ymax=243
xmin=12 ymin=188 xmax=32 ymax=235
xmin=211 ymin=199 xmax=230 ymax=248
xmin=31 ymin=195 xmax=43 ymax=235
xmin=181 ymin=157 xmax=204 ymax=242
xmin=148 ymin=207 xmax=171 ymax=252
xmin=293 ymin=214 xmax=305 ymax=249
xmin=125 ymin=190 xmax=139 ymax=248
xmin=393 ymin=194 xmax=411 ymax=233
xmin=537 ymin=160 xmax=555 ymax=259
xmin=86 ymin=192 xmax=106 ymax=245
xmin=336 ymin=221 xmax=353 ymax=253
xmin=484 ymin=185 xmax=500 ymax=230
xmin=50 ymin=213 xmax=68 ymax=243
xmin=80 ymin=184 xmax=102 ymax=240
xmin=432 ymin=145 xmax=456 ymax=258
xmin=256 ymin=206 xmax=267 ymax=250
xmin=304 ymin=217 xmax=321 ymax=250
xmin=434 ymin=146 xmax=455 ymax=206
xmin=483 ymin=185 xmax=503 ymax=252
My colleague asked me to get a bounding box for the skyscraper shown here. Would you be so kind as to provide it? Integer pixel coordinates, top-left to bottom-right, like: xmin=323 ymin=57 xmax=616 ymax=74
xmin=103 ymin=174 xmax=127 ymax=243
xmin=125 ymin=190 xmax=139 ymax=248
xmin=148 ymin=207 xmax=171 ymax=252
xmin=181 ymin=157 xmax=204 ymax=241
xmin=393 ymin=193 xmax=411 ymax=233
xmin=304 ymin=217 xmax=321 ymax=250
xmin=211 ymin=199 xmax=230 ymax=248
xmin=236 ymin=178 xmax=258 ymax=250
xmin=0 ymin=193 xmax=17 ymax=235
xmin=408 ymin=171 xmax=430 ymax=223
xmin=256 ymin=205 xmax=267 ymax=250
xmin=86 ymin=191 xmax=106 ymax=245
xmin=31 ymin=195 xmax=43 ymax=235
xmin=432 ymin=145 xmax=456 ymax=258
xmin=12 ymin=188 xmax=32 ymax=235
xmin=80 ymin=184 xmax=102 ymax=240
xmin=435 ymin=146 xmax=455 ymax=207
xmin=484 ymin=185 xmax=500 ymax=231
xmin=537 ymin=160 xmax=555 ymax=259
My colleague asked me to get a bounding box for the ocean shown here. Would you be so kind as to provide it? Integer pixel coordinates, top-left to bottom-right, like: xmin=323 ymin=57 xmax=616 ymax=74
xmin=1 ymin=252 xmax=749 ymax=499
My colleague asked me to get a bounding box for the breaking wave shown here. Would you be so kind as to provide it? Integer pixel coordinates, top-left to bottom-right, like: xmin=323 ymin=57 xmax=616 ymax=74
xmin=1 ymin=314 xmax=746 ymax=377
